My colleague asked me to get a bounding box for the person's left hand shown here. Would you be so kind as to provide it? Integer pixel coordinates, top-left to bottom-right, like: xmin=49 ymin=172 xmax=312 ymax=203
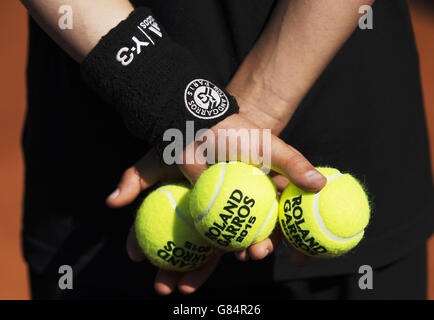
xmin=107 ymin=146 xmax=314 ymax=295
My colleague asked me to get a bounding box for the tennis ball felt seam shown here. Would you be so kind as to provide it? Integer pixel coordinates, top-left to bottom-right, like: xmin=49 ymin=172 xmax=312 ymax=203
xmin=136 ymin=184 xmax=213 ymax=271
xmin=313 ymin=173 xmax=364 ymax=242
xmin=158 ymin=189 xmax=195 ymax=230
xmin=249 ymin=198 xmax=278 ymax=246
xmin=278 ymin=167 xmax=370 ymax=257
xmin=190 ymin=161 xmax=278 ymax=251
xmin=320 ymin=171 xmax=369 ymax=237
xmin=314 ymin=191 xmax=364 ymax=242
xmin=195 ymin=162 xmax=227 ymax=223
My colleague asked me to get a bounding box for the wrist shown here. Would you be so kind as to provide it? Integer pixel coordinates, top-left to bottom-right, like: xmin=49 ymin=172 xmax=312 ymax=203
xmin=227 ymin=61 xmax=296 ymax=135
xmin=80 ymin=7 xmax=239 ymax=154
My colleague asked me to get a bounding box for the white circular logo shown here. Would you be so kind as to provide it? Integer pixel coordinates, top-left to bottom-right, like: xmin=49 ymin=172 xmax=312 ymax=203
xmin=184 ymin=79 xmax=230 ymax=120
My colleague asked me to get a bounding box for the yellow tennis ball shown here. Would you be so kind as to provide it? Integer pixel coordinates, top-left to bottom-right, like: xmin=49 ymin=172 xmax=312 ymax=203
xmin=135 ymin=184 xmax=213 ymax=271
xmin=189 ymin=161 xmax=278 ymax=251
xmin=279 ymin=167 xmax=370 ymax=258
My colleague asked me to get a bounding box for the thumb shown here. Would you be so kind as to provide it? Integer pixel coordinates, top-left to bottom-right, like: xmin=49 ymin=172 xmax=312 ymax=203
xmin=177 ymin=139 xmax=209 ymax=184
xmin=270 ymin=136 xmax=327 ymax=192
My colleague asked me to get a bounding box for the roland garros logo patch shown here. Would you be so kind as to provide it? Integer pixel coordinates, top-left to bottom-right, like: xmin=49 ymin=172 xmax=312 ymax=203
xmin=184 ymin=79 xmax=230 ymax=120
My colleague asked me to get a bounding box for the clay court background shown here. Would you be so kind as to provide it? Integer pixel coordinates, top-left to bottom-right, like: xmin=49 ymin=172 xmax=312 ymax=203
xmin=0 ymin=1 xmax=433 ymax=299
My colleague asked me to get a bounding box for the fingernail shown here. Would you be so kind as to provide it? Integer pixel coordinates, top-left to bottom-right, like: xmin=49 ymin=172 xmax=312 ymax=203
xmin=304 ymin=170 xmax=324 ymax=182
xmin=108 ymin=188 xmax=120 ymax=200
xmin=264 ymin=249 xmax=269 ymax=257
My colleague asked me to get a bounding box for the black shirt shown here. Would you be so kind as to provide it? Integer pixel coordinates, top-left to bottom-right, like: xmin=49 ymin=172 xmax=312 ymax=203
xmin=23 ymin=0 xmax=433 ymax=292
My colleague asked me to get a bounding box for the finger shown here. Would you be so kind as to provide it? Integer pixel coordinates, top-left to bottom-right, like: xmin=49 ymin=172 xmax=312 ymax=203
xmin=212 ymin=116 xmax=326 ymax=192
xmin=178 ymin=162 xmax=208 ymax=185
xmin=106 ymin=149 xmax=164 ymax=208
xmin=154 ymin=269 xmax=181 ymax=296
xmin=247 ymin=227 xmax=282 ymax=260
xmin=289 ymin=247 xmax=310 ymax=267
xmin=248 ymin=238 xmax=273 ymax=260
xmin=177 ymin=139 xmax=210 ymax=184
xmin=160 ymin=165 xmax=185 ymax=183
xmin=177 ymin=251 xmax=223 ymax=295
xmin=271 ymin=174 xmax=289 ymax=192
xmin=269 ymin=136 xmax=326 ymax=192
xmin=126 ymin=225 xmax=145 ymax=262
xmin=234 ymin=250 xmax=249 ymax=262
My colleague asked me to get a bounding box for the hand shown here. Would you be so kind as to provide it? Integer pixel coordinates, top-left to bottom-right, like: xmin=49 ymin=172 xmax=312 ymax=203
xmin=107 ymin=113 xmax=326 ymax=295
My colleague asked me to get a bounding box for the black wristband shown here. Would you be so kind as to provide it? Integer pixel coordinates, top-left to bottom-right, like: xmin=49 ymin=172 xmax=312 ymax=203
xmin=81 ymin=7 xmax=239 ymax=155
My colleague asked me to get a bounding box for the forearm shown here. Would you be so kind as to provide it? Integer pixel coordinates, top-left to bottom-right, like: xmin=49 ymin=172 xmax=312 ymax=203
xmin=20 ymin=0 xmax=133 ymax=62
xmin=228 ymin=0 xmax=375 ymax=133
xmin=22 ymin=3 xmax=240 ymax=152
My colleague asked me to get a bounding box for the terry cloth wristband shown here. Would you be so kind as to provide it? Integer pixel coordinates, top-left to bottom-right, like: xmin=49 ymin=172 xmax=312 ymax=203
xmin=81 ymin=7 xmax=239 ymax=154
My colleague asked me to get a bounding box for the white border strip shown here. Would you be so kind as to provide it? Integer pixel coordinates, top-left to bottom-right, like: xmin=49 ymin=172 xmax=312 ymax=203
xmin=196 ymin=162 xmax=227 ymax=222
xmin=159 ymin=189 xmax=195 ymax=230
xmin=313 ymin=173 xmax=363 ymax=242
